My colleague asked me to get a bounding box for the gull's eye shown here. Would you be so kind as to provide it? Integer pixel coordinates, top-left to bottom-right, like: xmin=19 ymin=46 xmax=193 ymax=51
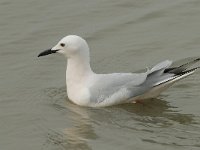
xmin=60 ymin=43 xmax=65 ymax=47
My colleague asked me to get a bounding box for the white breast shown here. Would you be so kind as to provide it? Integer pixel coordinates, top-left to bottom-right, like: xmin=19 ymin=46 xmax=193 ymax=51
xmin=66 ymin=80 xmax=91 ymax=106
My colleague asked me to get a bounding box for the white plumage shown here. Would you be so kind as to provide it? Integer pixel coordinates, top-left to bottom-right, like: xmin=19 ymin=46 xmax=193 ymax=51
xmin=38 ymin=35 xmax=199 ymax=107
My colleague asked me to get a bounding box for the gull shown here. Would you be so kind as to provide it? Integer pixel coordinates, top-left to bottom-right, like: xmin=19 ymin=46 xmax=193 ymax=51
xmin=38 ymin=35 xmax=199 ymax=107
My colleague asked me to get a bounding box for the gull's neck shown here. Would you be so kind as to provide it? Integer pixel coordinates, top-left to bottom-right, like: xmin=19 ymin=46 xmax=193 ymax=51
xmin=66 ymin=54 xmax=94 ymax=84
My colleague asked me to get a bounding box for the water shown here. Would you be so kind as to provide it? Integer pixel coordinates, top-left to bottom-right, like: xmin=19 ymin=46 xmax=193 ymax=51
xmin=0 ymin=0 xmax=200 ymax=149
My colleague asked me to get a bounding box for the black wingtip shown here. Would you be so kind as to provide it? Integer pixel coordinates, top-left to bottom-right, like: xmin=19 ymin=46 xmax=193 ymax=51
xmin=164 ymin=57 xmax=200 ymax=74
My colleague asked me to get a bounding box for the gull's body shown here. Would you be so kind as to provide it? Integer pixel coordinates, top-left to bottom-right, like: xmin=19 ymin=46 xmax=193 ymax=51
xmin=38 ymin=35 xmax=199 ymax=107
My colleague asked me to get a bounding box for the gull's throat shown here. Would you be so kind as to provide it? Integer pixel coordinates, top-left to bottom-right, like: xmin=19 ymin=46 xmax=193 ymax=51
xmin=66 ymin=55 xmax=93 ymax=83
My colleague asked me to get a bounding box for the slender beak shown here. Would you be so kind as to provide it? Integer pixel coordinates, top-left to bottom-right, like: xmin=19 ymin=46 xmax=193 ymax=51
xmin=38 ymin=49 xmax=59 ymax=57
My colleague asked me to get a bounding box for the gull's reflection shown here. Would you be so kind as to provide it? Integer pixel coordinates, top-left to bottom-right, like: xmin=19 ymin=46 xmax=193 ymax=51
xmin=44 ymin=87 xmax=196 ymax=150
xmin=115 ymin=97 xmax=195 ymax=125
xmin=45 ymin=100 xmax=97 ymax=150
xmin=62 ymin=101 xmax=97 ymax=150
xmin=44 ymin=87 xmax=97 ymax=150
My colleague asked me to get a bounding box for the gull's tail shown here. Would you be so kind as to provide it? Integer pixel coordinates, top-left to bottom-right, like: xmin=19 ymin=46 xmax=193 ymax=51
xmin=164 ymin=57 xmax=200 ymax=75
xmin=154 ymin=67 xmax=199 ymax=87
xmin=133 ymin=57 xmax=200 ymax=100
xmin=154 ymin=57 xmax=200 ymax=87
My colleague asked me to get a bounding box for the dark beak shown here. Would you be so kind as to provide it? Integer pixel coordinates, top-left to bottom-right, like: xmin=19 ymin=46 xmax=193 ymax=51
xmin=38 ymin=49 xmax=58 ymax=57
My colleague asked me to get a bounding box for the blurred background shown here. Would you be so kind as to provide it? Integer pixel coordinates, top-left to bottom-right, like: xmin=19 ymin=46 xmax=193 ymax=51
xmin=0 ymin=0 xmax=200 ymax=149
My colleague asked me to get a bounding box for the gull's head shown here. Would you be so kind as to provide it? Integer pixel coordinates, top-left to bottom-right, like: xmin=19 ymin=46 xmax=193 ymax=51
xmin=38 ymin=35 xmax=90 ymax=59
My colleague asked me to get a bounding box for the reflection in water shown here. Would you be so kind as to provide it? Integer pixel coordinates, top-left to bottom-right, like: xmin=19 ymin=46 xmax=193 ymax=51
xmin=62 ymin=103 xmax=98 ymax=150
xmin=46 ymin=115 xmax=96 ymax=150
xmin=44 ymin=87 xmax=97 ymax=150
xmin=113 ymin=98 xmax=200 ymax=147
xmin=117 ymin=98 xmax=195 ymax=125
xmin=43 ymin=87 xmax=199 ymax=149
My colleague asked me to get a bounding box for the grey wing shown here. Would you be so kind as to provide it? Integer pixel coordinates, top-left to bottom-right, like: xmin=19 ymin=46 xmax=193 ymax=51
xmin=128 ymin=58 xmax=200 ymax=100
xmin=89 ymin=60 xmax=172 ymax=106
xmin=90 ymin=58 xmax=199 ymax=106
xmin=89 ymin=72 xmax=148 ymax=104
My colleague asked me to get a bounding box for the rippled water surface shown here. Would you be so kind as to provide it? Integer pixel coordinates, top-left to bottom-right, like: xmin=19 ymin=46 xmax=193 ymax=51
xmin=1 ymin=0 xmax=200 ymax=149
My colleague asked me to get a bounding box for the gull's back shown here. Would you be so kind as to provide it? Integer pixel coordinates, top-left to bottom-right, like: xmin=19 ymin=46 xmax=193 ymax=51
xmin=88 ymin=72 xmax=148 ymax=106
xmin=87 ymin=59 xmax=199 ymax=107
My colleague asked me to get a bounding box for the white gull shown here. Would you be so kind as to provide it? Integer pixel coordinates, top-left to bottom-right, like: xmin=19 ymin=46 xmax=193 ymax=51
xmin=38 ymin=35 xmax=199 ymax=107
